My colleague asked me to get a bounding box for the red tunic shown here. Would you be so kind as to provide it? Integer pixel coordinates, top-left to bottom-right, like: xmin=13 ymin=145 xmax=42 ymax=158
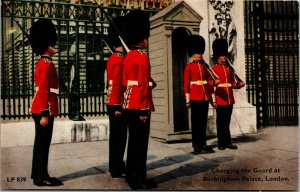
xmin=31 ymin=57 xmax=59 ymax=116
xmin=183 ymin=61 xmax=214 ymax=101
xmin=122 ymin=49 xmax=154 ymax=111
xmin=212 ymin=63 xmax=238 ymax=105
xmin=106 ymin=52 xmax=124 ymax=107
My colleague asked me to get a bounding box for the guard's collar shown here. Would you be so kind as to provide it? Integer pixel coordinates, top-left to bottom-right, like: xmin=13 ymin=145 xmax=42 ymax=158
xmin=193 ymin=59 xmax=204 ymax=64
xmin=41 ymin=56 xmax=52 ymax=61
xmin=132 ymin=46 xmax=143 ymax=50
xmin=132 ymin=47 xmax=147 ymax=51
xmin=114 ymin=50 xmax=124 ymax=56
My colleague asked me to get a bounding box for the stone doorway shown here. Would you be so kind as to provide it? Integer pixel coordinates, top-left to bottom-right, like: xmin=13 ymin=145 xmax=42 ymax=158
xmin=172 ymin=27 xmax=191 ymax=132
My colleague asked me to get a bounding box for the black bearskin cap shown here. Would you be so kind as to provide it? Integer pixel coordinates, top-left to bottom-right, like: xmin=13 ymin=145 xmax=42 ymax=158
xmin=29 ymin=19 xmax=57 ymax=55
xmin=212 ymin=38 xmax=228 ymax=60
xmin=108 ymin=16 xmax=125 ymax=49
xmin=187 ymin=35 xmax=206 ymax=57
xmin=123 ymin=10 xmax=150 ymax=47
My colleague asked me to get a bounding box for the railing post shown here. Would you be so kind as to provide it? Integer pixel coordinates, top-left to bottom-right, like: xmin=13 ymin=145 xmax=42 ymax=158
xmin=253 ymin=1 xmax=267 ymax=128
xmin=69 ymin=2 xmax=85 ymax=121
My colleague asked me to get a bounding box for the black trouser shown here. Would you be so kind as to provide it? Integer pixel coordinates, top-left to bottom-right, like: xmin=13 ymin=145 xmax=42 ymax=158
xmin=126 ymin=110 xmax=150 ymax=187
xmin=216 ymin=105 xmax=233 ymax=147
xmin=190 ymin=100 xmax=209 ymax=148
xmin=31 ymin=114 xmax=54 ymax=181
xmin=108 ymin=108 xmax=127 ymax=175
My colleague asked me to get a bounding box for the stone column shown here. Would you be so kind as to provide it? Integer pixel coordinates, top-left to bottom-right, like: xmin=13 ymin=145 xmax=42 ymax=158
xmin=207 ymin=0 xmax=257 ymax=136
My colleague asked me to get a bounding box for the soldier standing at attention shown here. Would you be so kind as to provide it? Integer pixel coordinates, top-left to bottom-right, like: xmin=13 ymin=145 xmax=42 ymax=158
xmin=211 ymin=38 xmax=245 ymax=150
xmin=106 ymin=16 xmax=127 ymax=179
xmin=122 ymin=10 xmax=157 ymax=190
xmin=183 ymin=35 xmax=219 ymax=154
xmin=29 ymin=19 xmax=63 ymax=187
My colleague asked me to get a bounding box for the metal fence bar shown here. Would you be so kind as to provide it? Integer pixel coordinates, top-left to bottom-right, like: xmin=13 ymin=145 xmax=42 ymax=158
xmin=292 ymin=1 xmax=299 ymax=124
xmin=282 ymin=2 xmax=288 ymax=125
xmin=285 ymin=2 xmax=292 ymax=124
xmin=245 ymin=2 xmax=257 ymax=106
xmin=245 ymin=1 xmax=298 ymax=126
xmin=1 ymin=14 xmax=5 ymax=118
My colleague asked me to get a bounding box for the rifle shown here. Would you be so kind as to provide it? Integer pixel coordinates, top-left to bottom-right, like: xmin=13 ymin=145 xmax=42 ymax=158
xmin=89 ymin=19 xmax=113 ymax=54
xmin=203 ymin=61 xmax=220 ymax=85
xmin=92 ymin=0 xmax=130 ymax=53
xmin=77 ymin=5 xmax=113 ymax=54
xmin=226 ymin=58 xmax=245 ymax=87
xmin=13 ymin=18 xmax=29 ymax=38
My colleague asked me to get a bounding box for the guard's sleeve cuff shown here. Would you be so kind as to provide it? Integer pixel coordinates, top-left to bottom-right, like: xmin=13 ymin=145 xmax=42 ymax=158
xmin=185 ymin=93 xmax=190 ymax=103
xmin=211 ymin=93 xmax=216 ymax=103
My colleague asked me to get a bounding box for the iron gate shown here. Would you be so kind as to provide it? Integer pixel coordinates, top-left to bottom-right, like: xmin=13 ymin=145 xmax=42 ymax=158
xmin=245 ymin=1 xmax=299 ymax=127
xmin=1 ymin=0 xmax=159 ymax=120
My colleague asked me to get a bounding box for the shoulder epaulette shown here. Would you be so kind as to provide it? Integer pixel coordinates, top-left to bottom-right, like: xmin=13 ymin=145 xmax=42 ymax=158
xmin=117 ymin=52 xmax=124 ymax=57
xmin=44 ymin=58 xmax=52 ymax=63
xmin=41 ymin=56 xmax=52 ymax=63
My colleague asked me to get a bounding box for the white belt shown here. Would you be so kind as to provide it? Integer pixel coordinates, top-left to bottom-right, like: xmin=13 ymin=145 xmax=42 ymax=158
xmin=127 ymin=80 xmax=153 ymax=87
xmin=127 ymin=80 xmax=138 ymax=86
xmin=218 ymin=83 xmax=232 ymax=87
xmin=190 ymin=80 xmax=207 ymax=85
xmin=36 ymin=87 xmax=59 ymax=94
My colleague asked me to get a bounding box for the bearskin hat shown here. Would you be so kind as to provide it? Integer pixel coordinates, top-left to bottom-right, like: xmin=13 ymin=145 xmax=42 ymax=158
xmin=123 ymin=10 xmax=150 ymax=48
xmin=187 ymin=35 xmax=206 ymax=57
xmin=212 ymin=38 xmax=228 ymax=60
xmin=108 ymin=16 xmax=125 ymax=49
xmin=29 ymin=19 xmax=57 ymax=55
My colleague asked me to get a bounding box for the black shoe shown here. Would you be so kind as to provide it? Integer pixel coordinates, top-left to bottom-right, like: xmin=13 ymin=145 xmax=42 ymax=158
xmin=226 ymin=144 xmax=238 ymax=149
xmin=141 ymin=179 xmax=158 ymax=189
xmin=111 ymin=173 xmax=126 ymax=178
xmin=193 ymin=146 xmax=214 ymax=154
xmin=33 ymin=178 xmax=63 ymax=186
xmin=218 ymin=146 xmax=225 ymax=150
xmin=33 ymin=179 xmax=52 ymax=186
xmin=202 ymin=145 xmax=214 ymax=153
xmin=128 ymin=179 xmax=157 ymax=190
xmin=49 ymin=177 xmax=63 ymax=185
xmin=193 ymin=147 xmax=202 ymax=154
xmin=128 ymin=181 xmax=140 ymax=190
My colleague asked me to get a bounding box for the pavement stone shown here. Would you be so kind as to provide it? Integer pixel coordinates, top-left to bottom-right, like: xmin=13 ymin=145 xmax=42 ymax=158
xmin=1 ymin=126 xmax=298 ymax=191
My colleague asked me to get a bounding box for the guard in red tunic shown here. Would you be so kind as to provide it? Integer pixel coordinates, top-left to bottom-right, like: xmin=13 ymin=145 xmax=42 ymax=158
xmin=122 ymin=10 xmax=156 ymax=190
xmin=29 ymin=19 xmax=63 ymax=186
xmin=106 ymin=16 xmax=127 ymax=178
xmin=211 ymin=38 xmax=245 ymax=150
xmin=183 ymin=35 xmax=218 ymax=154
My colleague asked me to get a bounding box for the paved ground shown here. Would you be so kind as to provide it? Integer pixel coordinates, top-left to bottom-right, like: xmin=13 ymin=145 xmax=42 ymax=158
xmin=1 ymin=126 xmax=298 ymax=191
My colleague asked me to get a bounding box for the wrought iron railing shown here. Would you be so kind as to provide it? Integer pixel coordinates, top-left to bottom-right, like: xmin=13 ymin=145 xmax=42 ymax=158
xmin=244 ymin=1 xmax=299 ymax=127
xmin=1 ymin=0 xmax=168 ymax=120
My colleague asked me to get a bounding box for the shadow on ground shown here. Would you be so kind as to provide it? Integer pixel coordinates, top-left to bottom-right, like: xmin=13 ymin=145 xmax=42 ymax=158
xmin=211 ymin=132 xmax=266 ymax=146
xmin=59 ymin=165 xmax=107 ymax=181
xmin=58 ymin=153 xmax=234 ymax=186
xmin=150 ymin=155 xmax=234 ymax=184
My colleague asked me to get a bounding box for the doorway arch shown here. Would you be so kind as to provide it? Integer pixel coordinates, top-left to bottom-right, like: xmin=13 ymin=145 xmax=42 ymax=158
xmin=172 ymin=27 xmax=191 ymax=132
